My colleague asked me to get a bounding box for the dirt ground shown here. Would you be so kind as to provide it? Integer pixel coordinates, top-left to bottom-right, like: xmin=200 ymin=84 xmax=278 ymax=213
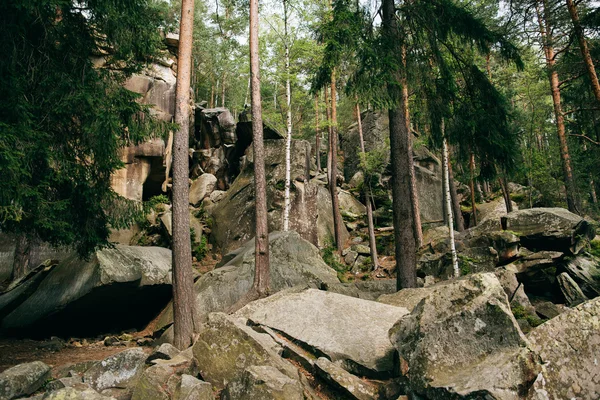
xmin=0 ymin=337 xmax=152 ymax=375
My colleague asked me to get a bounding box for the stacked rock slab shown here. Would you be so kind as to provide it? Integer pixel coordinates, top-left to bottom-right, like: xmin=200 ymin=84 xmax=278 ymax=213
xmin=388 ymin=273 xmax=540 ymax=398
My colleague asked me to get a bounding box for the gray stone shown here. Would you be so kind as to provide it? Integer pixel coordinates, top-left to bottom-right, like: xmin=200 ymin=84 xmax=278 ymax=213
xmin=314 ymin=358 xmax=378 ymax=400
xmin=528 ymin=297 xmax=600 ymax=399
xmin=501 ymin=207 xmax=595 ymax=254
xmin=235 ymin=288 xmax=409 ymax=377
xmin=511 ymin=251 xmax=564 ymax=301
xmin=557 ymin=272 xmax=588 ymax=306
xmin=210 ymin=139 xmax=348 ymax=253
xmin=530 ymin=299 xmax=565 ymax=320
xmin=324 ymin=280 xmax=396 ymax=302
xmin=563 ymin=254 xmax=600 ymax=298
xmin=175 ymin=375 xmax=212 ymax=400
xmin=189 ymin=174 xmax=217 ymax=206
xmin=42 ymin=387 xmax=117 ymax=399
xmin=84 ymin=348 xmax=147 ymax=392
xmin=209 ymin=190 xmax=226 ymax=203
xmin=1 ymin=246 xmax=172 ymax=336
xmin=44 ymin=377 xmax=87 ymax=392
xmin=494 ymin=268 xmax=536 ymax=315
xmin=192 ymin=313 xmax=299 ymax=390
xmin=154 ymin=231 xmax=338 ymax=335
xmin=351 ymin=255 xmax=370 ymax=274
xmin=351 ymin=244 xmax=370 ymax=256
xmin=221 ymin=366 xmax=304 ymax=400
xmin=389 ymin=273 xmax=540 ymax=398
xmin=0 ymin=361 xmax=51 ymax=400
xmin=344 ymin=250 xmax=358 ymax=265
xmin=147 ymin=343 xmax=180 ymax=363
xmin=338 ymin=190 xmax=366 ymax=216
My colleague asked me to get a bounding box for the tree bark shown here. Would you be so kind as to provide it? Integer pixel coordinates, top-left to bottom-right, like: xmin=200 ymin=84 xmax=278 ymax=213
xmin=566 ymin=0 xmax=600 ymax=103
xmin=11 ymin=234 xmax=31 ymax=282
xmin=330 ymin=70 xmax=343 ymax=252
xmin=325 ymin=87 xmax=333 ymax=186
xmin=282 ymin=0 xmax=292 ymax=232
xmin=442 ymin=134 xmax=459 ymax=278
xmin=537 ymin=0 xmax=579 ymax=213
xmin=172 ymin=0 xmax=197 ymax=350
xmin=499 ymin=176 xmax=513 ymax=213
xmin=356 ymin=102 xmax=379 ymax=269
xmin=382 ymin=0 xmax=417 ymax=290
xmin=315 ymin=94 xmax=321 ymax=172
xmin=401 ymin=46 xmax=422 ymax=248
xmin=469 ymin=152 xmax=478 ymax=226
xmin=249 ymin=0 xmax=270 ymax=296
xmin=447 ymin=156 xmax=465 ymax=232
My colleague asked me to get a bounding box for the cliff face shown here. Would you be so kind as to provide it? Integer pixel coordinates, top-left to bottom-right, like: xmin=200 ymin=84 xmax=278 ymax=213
xmin=341 ymin=111 xmax=444 ymax=225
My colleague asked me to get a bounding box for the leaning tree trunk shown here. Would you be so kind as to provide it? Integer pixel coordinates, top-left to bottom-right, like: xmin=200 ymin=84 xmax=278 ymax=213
xmin=447 ymin=155 xmax=465 ymax=232
xmin=566 ymin=0 xmax=600 ymax=103
xmin=499 ymin=175 xmax=513 ymax=213
xmin=330 ymin=70 xmax=343 ymax=252
xmin=382 ymin=0 xmax=417 ymax=290
xmin=442 ymin=134 xmax=459 ymax=278
xmin=401 ymin=45 xmax=422 ymax=248
xmin=282 ymin=0 xmax=292 ymax=232
xmin=469 ymin=152 xmax=478 ymax=226
xmin=172 ymin=0 xmax=197 ymax=350
xmin=249 ymin=0 xmax=270 ymax=297
xmin=537 ymin=0 xmax=579 ymax=213
xmin=356 ymin=101 xmax=379 ymax=269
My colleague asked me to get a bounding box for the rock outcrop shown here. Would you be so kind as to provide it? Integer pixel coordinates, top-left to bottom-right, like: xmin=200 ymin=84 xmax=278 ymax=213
xmin=209 ymin=140 xmax=348 ymax=252
xmin=0 ymin=245 xmax=172 ymax=337
xmin=235 ymin=288 xmax=409 ymax=378
xmin=528 ymin=296 xmax=600 ymax=399
xmin=0 ymin=361 xmax=51 ymax=400
xmin=154 ymin=231 xmax=339 ymax=338
xmin=388 ymin=273 xmax=540 ymax=398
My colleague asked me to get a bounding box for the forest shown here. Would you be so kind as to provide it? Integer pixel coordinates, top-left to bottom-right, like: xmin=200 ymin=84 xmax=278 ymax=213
xmin=0 ymin=0 xmax=599 ymax=398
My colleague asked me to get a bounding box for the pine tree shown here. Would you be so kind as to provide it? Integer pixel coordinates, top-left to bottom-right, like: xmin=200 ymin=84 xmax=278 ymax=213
xmin=0 ymin=0 xmax=169 ymax=281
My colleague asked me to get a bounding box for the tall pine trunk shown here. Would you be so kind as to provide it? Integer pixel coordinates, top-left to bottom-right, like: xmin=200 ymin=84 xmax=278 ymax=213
xmin=401 ymin=45 xmax=422 ymax=248
xmin=382 ymin=0 xmax=417 ymax=290
xmin=537 ymin=0 xmax=579 ymax=213
xmin=282 ymin=0 xmax=292 ymax=231
xmin=356 ymin=102 xmax=379 ymax=269
xmin=249 ymin=0 xmax=269 ymax=296
xmin=325 ymin=87 xmax=333 ymax=186
xmin=330 ymin=71 xmax=343 ymax=252
xmin=469 ymin=152 xmax=478 ymax=226
xmin=172 ymin=0 xmax=197 ymax=350
xmin=442 ymin=134 xmax=459 ymax=278
xmin=566 ymin=0 xmax=600 ymax=103
xmin=315 ymin=94 xmax=321 ymax=172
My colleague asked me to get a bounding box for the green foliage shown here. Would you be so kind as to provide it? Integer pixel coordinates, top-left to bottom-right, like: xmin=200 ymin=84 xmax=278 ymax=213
xmin=145 ymin=195 xmax=170 ymax=212
xmin=192 ymin=235 xmax=209 ymax=261
xmin=589 ymin=240 xmax=600 ymax=258
xmin=511 ymin=305 xmax=544 ymax=327
xmin=321 ymin=244 xmax=347 ymax=273
xmin=0 ymin=0 xmax=169 ymax=259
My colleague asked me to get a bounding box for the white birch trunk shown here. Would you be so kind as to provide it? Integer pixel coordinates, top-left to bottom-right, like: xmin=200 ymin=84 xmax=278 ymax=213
xmin=442 ymin=130 xmax=459 ymax=278
xmin=282 ymin=0 xmax=292 ymax=231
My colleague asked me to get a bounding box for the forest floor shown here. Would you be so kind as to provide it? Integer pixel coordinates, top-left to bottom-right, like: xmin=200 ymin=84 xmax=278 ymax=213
xmin=0 ymin=337 xmax=151 ymax=374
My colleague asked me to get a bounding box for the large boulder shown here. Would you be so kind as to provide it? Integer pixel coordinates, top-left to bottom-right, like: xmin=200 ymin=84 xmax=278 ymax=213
xmin=155 ymin=231 xmax=339 ymax=337
xmin=189 ymin=174 xmax=217 ymax=206
xmin=83 ymin=348 xmax=148 ymax=393
xmin=235 ymin=288 xmax=409 ymax=378
xmin=0 ymin=245 xmax=172 ymax=337
xmin=501 ymin=208 xmax=594 ymax=254
xmin=192 ymin=313 xmax=300 ymax=390
xmin=388 ymin=273 xmax=540 ymax=398
xmin=210 ymin=139 xmax=348 ymax=252
xmin=527 ymin=297 xmax=600 ymax=399
xmin=221 ymin=366 xmax=304 ymax=400
xmin=562 ymin=254 xmax=600 ymax=298
xmin=0 ymin=361 xmax=51 ymax=400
